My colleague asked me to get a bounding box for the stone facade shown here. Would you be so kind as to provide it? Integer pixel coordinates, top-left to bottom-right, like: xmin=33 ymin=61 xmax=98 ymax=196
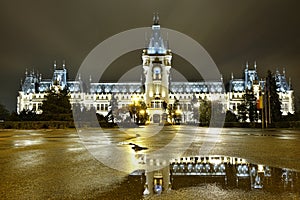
xmin=17 ymin=16 xmax=294 ymax=123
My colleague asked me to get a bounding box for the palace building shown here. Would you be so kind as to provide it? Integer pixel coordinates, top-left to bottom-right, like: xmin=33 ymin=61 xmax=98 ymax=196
xmin=17 ymin=15 xmax=294 ymax=123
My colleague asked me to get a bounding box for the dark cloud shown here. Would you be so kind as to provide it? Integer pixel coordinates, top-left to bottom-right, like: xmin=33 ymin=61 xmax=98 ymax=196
xmin=0 ymin=0 xmax=300 ymax=111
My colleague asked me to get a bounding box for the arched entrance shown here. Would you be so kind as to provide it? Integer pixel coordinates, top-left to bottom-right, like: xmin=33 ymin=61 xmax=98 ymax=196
xmin=153 ymin=114 xmax=160 ymax=123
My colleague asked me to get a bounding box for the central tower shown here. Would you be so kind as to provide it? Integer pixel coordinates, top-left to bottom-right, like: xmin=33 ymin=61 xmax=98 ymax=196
xmin=142 ymin=14 xmax=172 ymax=123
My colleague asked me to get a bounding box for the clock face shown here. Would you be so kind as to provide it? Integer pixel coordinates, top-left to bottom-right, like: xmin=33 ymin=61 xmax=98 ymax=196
xmin=154 ymin=66 xmax=161 ymax=74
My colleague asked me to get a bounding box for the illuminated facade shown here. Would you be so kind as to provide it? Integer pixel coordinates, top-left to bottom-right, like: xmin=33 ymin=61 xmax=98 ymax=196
xmin=228 ymin=63 xmax=294 ymax=117
xmin=17 ymin=16 xmax=294 ymax=123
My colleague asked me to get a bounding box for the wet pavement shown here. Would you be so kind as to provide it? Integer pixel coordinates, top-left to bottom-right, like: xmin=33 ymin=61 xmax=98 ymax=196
xmin=0 ymin=127 xmax=300 ymax=199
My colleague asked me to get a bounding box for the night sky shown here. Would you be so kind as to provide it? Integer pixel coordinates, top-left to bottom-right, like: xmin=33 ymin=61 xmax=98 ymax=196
xmin=1 ymin=0 xmax=300 ymax=111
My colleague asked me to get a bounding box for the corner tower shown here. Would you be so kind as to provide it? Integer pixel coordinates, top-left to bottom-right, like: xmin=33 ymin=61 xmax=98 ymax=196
xmin=142 ymin=14 xmax=172 ymax=123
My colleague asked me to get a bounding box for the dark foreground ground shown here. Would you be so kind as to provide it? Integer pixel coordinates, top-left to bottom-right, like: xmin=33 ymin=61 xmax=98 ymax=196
xmin=0 ymin=127 xmax=299 ymax=199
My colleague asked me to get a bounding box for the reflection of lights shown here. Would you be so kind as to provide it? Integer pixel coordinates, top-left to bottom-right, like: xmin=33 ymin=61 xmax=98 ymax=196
xmin=179 ymin=164 xmax=185 ymax=172
xmin=220 ymin=164 xmax=225 ymax=173
xmin=195 ymin=164 xmax=203 ymax=172
xmin=209 ymin=158 xmax=222 ymax=165
xmin=187 ymin=163 xmax=193 ymax=172
xmin=253 ymin=175 xmax=263 ymax=189
xmin=154 ymin=184 xmax=162 ymax=194
xmin=173 ymin=164 xmax=178 ymax=172
xmin=175 ymin=110 xmax=181 ymax=114
xmin=14 ymin=139 xmax=42 ymax=147
xmin=257 ymin=164 xmax=264 ymax=173
xmin=131 ymin=95 xmax=140 ymax=104
xmin=143 ymin=184 xmax=150 ymax=196
xmin=264 ymin=166 xmax=271 ymax=177
xmin=213 ymin=164 xmax=218 ymax=172
xmin=237 ymin=164 xmax=249 ymax=176
xmin=250 ymin=167 xmax=257 ymax=176
xmin=282 ymin=169 xmax=293 ymax=182
xmin=205 ymin=164 xmax=210 ymax=172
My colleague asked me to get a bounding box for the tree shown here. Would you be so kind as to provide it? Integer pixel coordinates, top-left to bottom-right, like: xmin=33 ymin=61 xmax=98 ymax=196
xmin=41 ymin=87 xmax=72 ymax=120
xmin=167 ymin=97 xmax=181 ymax=124
xmin=225 ymin=110 xmax=238 ymax=122
xmin=106 ymin=94 xmax=118 ymax=123
xmin=191 ymin=94 xmax=199 ymax=123
xmin=281 ymin=112 xmax=298 ymax=121
xmin=0 ymin=103 xmax=10 ymax=120
xmin=246 ymin=91 xmax=257 ymax=122
xmin=128 ymin=100 xmax=148 ymax=124
xmin=18 ymin=110 xmax=38 ymax=121
xmin=244 ymin=89 xmax=258 ymax=122
xmin=237 ymin=103 xmax=248 ymax=122
xmin=199 ymin=97 xmax=211 ymax=125
xmin=236 ymin=89 xmax=258 ymax=122
xmin=266 ymin=70 xmax=282 ymax=122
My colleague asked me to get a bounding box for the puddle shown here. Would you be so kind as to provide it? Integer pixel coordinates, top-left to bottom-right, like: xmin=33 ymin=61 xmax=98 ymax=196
xmin=128 ymin=155 xmax=300 ymax=197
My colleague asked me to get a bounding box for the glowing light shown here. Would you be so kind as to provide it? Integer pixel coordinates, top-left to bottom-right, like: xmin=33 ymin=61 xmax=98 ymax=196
xmin=258 ymin=164 xmax=264 ymax=173
xmin=175 ymin=110 xmax=181 ymax=114
xmin=149 ymin=91 xmax=153 ymax=97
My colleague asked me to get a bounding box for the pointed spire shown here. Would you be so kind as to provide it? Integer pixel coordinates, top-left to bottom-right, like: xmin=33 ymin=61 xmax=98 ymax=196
xmin=89 ymin=75 xmax=92 ymax=82
xmin=283 ymin=68 xmax=286 ymax=76
xmin=25 ymin=68 xmax=28 ymax=76
xmin=144 ymin=32 xmax=148 ymax=48
xmin=166 ymin=32 xmax=169 ymax=49
xmin=254 ymin=61 xmax=257 ymax=70
xmin=62 ymin=60 xmax=66 ymax=69
xmin=39 ymin=74 xmax=42 ymax=81
xmin=231 ymin=72 xmax=234 ymax=80
xmin=78 ymin=73 xmax=81 ymax=81
xmin=54 ymin=60 xmax=57 ymax=70
xmin=220 ymin=74 xmax=223 ymax=82
xmin=153 ymin=12 xmax=159 ymax=25
xmin=246 ymin=61 xmax=249 ymax=69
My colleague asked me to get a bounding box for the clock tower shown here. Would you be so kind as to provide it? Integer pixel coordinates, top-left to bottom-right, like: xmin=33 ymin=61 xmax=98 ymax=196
xmin=142 ymin=14 xmax=172 ymax=123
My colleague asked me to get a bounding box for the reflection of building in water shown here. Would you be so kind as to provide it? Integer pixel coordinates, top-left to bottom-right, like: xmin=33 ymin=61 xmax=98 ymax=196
xmin=130 ymin=155 xmax=300 ymax=196
xmin=17 ymin=15 xmax=294 ymax=123
xmin=143 ymin=166 xmax=170 ymax=195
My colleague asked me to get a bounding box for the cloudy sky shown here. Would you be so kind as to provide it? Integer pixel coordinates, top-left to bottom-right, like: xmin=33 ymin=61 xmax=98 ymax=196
xmin=0 ymin=0 xmax=299 ymax=111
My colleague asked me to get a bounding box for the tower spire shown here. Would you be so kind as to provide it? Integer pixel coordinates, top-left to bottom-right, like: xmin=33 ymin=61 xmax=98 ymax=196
xmin=254 ymin=61 xmax=257 ymax=70
xmin=54 ymin=60 xmax=57 ymax=70
xmin=153 ymin=12 xmax=159 ymax=25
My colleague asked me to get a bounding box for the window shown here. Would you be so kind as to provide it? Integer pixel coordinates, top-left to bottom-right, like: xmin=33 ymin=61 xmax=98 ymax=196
xmin=33 ymin=104 xmax=36 ymax=111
